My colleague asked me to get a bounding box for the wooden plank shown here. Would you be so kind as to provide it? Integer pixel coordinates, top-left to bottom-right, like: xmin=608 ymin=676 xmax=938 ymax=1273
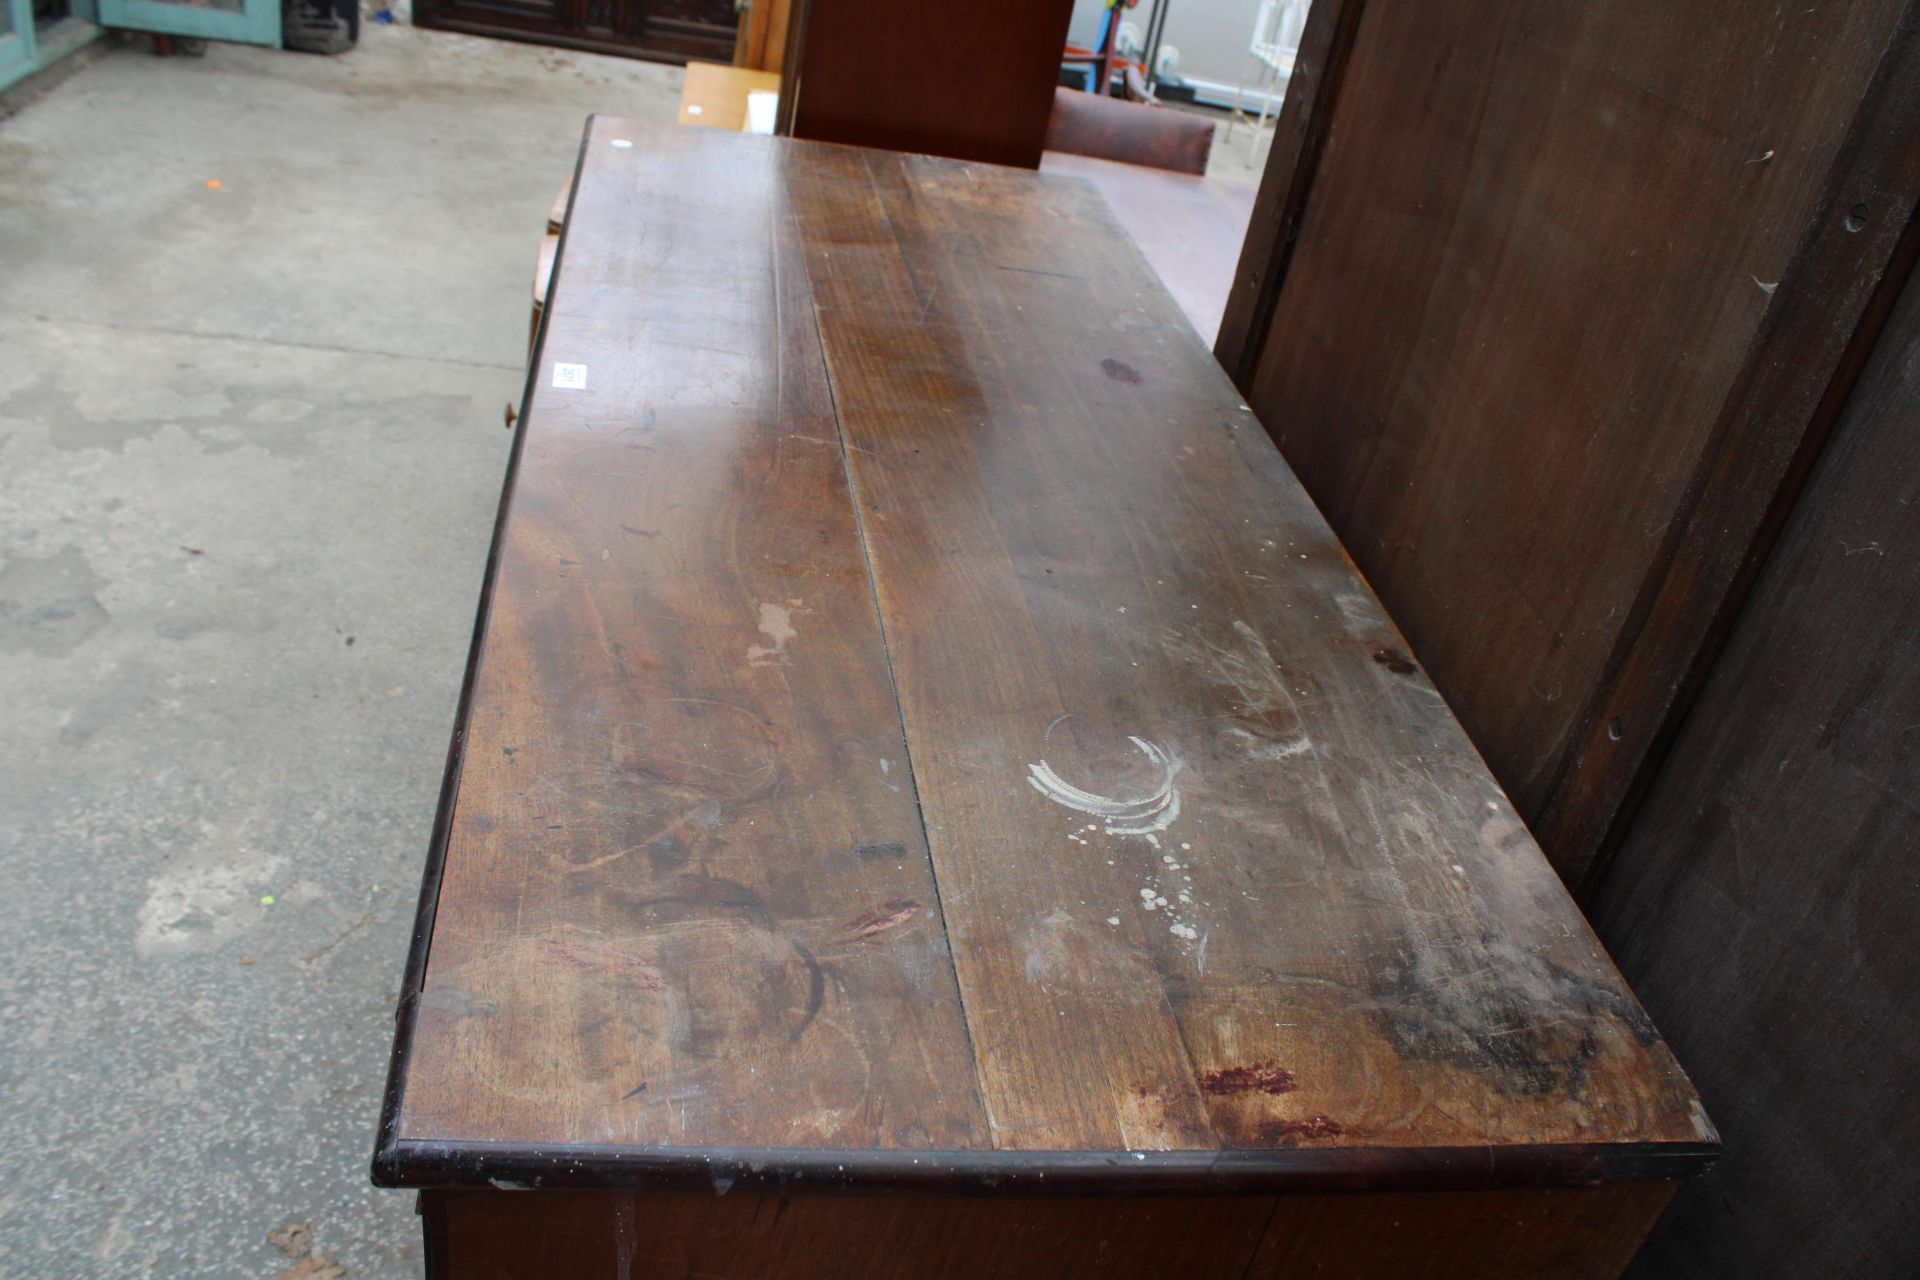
xmin=1213 ymin=0 xmax=1367 ymax=383
xmin=785 ymin=141 xmax=1705 ymax=1156
xmin=1536 ymin=14 xmax=1920 ymax=883
xmin=381 ymin=121 xmax=1709 ymax=1195
xmin=391 ymin=121 xmax=988 ymax=1153
xmin=1217 ymin=0 xmax=1920 ymax=885
xmin=1589 ymin=225 xmax=1920 ymax=1277
xmin=426 ymin=1182 xmax=1675 ymax=1278
xmin=1039 ymin=150 xmax=1257 ymax=344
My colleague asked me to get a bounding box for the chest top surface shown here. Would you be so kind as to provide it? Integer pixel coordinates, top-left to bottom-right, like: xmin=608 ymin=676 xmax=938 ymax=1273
xmin=376 ymin=118 xmax=1713 ymax=1194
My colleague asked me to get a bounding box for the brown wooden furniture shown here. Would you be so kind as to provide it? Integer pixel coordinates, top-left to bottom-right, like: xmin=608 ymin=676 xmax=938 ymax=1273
xmin=1591 ymin=248 xmax=1920 ymax=1277
xmin=773 ymin=0 xmax=1076 ymax=167
xmin=678 ymin=61 xmax=780 ymax=131
xmin=413 ymin=0 xmax=735 ymax=65
xmin=1038 ymin=150 xmax=1254 ymax=341
xmin=1044 ymin=85 xmax=1215 ymax=176
xmin=375 ymin=118 xmax=1714 ymax=1277
xmin=730 ymin=0 xmax=792 ymax=72
xmin=1214 ymin=1 xmax=1920 ymax=1271
xmin=1216 ymin=0 xmax=1920 ymax=891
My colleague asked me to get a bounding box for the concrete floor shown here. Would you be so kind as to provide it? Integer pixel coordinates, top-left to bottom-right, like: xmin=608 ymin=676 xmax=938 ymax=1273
xmin=0 ymin=25 xmax=680 ymax=1278
xmin=0 ymin=27 xmax=1264 ymax=1278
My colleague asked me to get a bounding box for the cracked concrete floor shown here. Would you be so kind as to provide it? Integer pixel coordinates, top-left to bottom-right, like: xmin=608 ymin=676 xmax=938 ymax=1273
xmin=0 ymin=25 xmax=680 ymax=1278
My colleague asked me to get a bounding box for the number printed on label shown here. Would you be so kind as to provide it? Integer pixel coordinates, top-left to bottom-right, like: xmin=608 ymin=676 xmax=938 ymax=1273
xmin=552 ymin=363 xmax=588 ymax=390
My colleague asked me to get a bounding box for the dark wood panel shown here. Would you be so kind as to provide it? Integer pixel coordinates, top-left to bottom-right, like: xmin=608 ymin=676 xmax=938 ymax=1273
xmin=1220 ymin=0 xmax=1920 ymax=885
xmin=1214 ymin=0 xmax=1368 ymax=381
xmin=414 ymin=0 xmax=735 ymax=65
xmin=379 ymin=122 xmax=1709 ymax=1206
xmin=776 ymin=0 xmax=1076 ymax=167
xmin=425 ymin=1182 xmax=1675 ymax=1278
xmin=1590 ymin=228 xmax=1920 ymax=1278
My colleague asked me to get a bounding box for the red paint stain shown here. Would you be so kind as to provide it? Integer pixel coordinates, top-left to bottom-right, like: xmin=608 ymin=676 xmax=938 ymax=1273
xmin=846 ymin=899 xmax=922 ymax=940
xmin=1258 ymin=1115 xmax=1345 ymax=1144
xmin=1200 ymin=1062 xmax=1297 ymax=1097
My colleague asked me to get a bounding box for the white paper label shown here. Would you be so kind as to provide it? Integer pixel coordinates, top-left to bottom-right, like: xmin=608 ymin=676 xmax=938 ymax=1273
xmin=552 ymin=363 xmax=588 ymax=390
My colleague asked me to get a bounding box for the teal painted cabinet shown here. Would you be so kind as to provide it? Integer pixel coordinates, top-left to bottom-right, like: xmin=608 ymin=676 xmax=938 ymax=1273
xmin=1 ymin=0 xmax=38 ymax=89
xmin=98 ymin=0 xmax=279 ymax=47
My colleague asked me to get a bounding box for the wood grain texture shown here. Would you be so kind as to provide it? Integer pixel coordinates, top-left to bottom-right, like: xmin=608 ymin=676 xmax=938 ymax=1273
xmin=381 ymin=120 xmax=1708 ymax=1192
xmin=397 ymin=120 xmax=988 ymax=1154
xmin=425 ymin=1182 xmax=1675 ymax=1278
xmin=1220 ymin=0 xmax=1920 ymax=885
xmin=1214 ymin=0 xmax=1367 ymax=382
xmin=1038 ymin=151 xmax=1256 ymax=344
xmin=775 ymin=0 xmax=1076 ymax=168
xmin=1591 ymin=228 xmax=1920 ymax=1278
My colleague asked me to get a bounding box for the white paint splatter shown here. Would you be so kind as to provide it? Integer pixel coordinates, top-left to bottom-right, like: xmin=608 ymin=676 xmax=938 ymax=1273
xmin=746 ymin=601 xmax=799 ymax=666
xmin=1169 ymin=923 xmax=1198 ymax=940
xmin=1026 ymin=736 xmax=1183 ymax=835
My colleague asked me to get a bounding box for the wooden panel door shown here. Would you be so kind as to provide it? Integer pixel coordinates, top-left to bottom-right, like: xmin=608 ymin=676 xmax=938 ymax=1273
xmin=1216 ymin=0 xmax=1920 ymax=887
xmin=1588 ymin=236 xmax=1920 ymax=1279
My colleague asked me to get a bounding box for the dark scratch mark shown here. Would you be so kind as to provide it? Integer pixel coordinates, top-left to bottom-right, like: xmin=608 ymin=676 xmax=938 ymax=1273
xmin=854 ymin=840 xmax=908 ymax=861
xmin=1101 ymin=357 xmax=1143 ymax=385
xmin=792 ymin=941 xmax=824 ymax=1040
xmin=1200 ymin=1062 xmax=1298 ymax=1097
xmin=845 ymin=898 xmax=922 ymax=940
xmin=1256 ymin=1116 xmax=1345 ymax=1144
xmin=999 ymin=263 xmax=1087 ymax=282
xmin=620 ymin=525 xmax=662 ymax=539
xmin=621 ymin=1081 xmax=649 ymax=1100
xmin=1372 ymin=647 xmax=1418 ymax=675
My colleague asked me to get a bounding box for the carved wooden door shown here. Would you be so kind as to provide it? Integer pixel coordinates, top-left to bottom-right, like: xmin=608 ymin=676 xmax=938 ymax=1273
xmin=415 ymin=0 xmax=737 ymax=65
